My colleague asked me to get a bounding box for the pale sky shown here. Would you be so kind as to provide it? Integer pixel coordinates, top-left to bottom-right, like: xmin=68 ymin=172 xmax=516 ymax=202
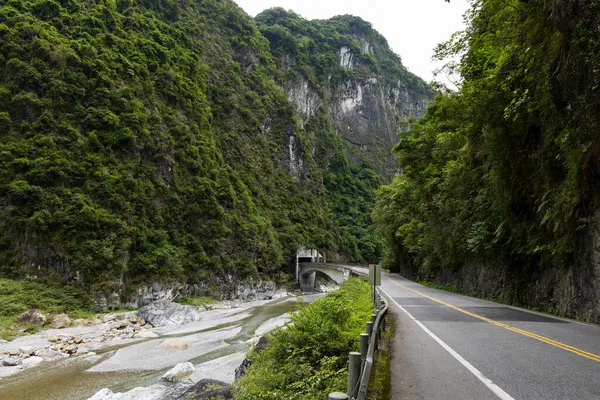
xmin=233 ymin=0 xmax=470 ymax=83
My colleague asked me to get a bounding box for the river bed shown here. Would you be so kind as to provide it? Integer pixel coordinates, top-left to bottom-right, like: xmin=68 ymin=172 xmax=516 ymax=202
xmin=0 ymin=294 xmax=322 ymax=400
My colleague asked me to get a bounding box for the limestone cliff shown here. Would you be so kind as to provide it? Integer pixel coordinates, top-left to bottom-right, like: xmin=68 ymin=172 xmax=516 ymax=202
xmin=257 ymin=10 xmax=432 ymax=176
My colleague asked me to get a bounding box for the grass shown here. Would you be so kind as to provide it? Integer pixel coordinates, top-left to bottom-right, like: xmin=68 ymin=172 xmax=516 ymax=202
xmin=0 ymin=278 xmax=96 ymax=340
xmin=418 ymin=280 xmax=459 ymax=293
xmin=234 ymin=277 xmax=374 ymax=400
xmin=368 ymin=314 xmax=395 ymax=400
xmin=176 ymin=296 xmax=218 ymax=308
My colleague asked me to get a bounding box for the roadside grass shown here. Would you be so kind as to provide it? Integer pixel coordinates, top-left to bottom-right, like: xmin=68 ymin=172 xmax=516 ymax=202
xmin=0 ymin=278 xmax=95 ymax=340
xmin=234 ymin=277 xmax=373 ymax=400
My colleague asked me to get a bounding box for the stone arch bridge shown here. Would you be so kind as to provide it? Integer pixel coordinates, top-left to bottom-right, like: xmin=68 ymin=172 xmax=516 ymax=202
xmin=296 ymin=263 xmax=354 ymax=292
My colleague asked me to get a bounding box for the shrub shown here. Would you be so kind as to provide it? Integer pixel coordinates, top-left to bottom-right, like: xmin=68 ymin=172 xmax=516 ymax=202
xmin=234 ymin=277 xmax=373 ymax=400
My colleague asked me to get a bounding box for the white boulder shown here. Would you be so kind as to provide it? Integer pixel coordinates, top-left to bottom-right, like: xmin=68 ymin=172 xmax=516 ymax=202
xmin=159 ymin=338 xmax=188 ymax=351
xmin=136 ymin=330 xmax=159 ymax=339
xmin=161 ymin=362 xmax=195 ymax=382
xmin=22 ymin=356 xmax=44 ymax=367
xmin=51 ymin=313 xmax=71 ymax=329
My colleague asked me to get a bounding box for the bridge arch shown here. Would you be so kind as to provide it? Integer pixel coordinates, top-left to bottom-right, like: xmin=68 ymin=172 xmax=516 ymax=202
xmin=297 ymin=263 xmax=352 ymax=292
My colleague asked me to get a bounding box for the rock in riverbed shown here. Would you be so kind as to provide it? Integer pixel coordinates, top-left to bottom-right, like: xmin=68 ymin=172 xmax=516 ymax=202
xmin=235 ymin=336 xmax=270 ymax=381
xmin=171 ymin=379 xmax=233 ymax=400
xmin=161 ymin=362 xmax=195 ymax=382
xmin=18 ymin=346 xmax=34 ymax=355
xmin=51 ymin=314 xmax=71 ymax=329
xmin=138 ymin=301 xmax=202 ymax=327
xmin=136 ymin=330 xmax=159 ymax=338
xmin=17 ymin=310 xmax=46 ymax=325
xmin=21 ymin=356 xmax=43 ymax=367
xmin=89 ymin=385 xmax=166 ymax=400
xmin=2 ymin=357 xmax=19 ymax=367
xmin=159 ymin=338 xmax=188 ymax=350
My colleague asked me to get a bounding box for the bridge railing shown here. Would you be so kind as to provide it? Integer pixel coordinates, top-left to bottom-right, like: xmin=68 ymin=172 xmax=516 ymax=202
xmin=328 ymin=287 xmax=389 ymax=400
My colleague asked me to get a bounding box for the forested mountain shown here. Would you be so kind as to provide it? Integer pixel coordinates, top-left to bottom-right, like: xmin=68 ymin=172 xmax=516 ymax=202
xmin=0 ymin=0 xmax=429 ymax=295
xmin=374 ymin=0 xmax=600 ymax=322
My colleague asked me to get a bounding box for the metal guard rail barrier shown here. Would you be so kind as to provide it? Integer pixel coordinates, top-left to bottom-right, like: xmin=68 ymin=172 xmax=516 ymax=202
xmin=356 ymin=287 xmax=388 ymax=400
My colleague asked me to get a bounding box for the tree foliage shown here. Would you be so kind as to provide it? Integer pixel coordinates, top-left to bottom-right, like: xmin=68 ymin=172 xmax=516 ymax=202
xmin=375 ymin=0 xmax=600 ymax=280
xmin=0 ymin=0 xmax=425 ymax=286
xmin=234 ymin=277 xmax=373 ymax=400
xmin=255 ymin=9 xmax=430 ymax=262
xmin=0 ymin=0 xmax=334 ymax=285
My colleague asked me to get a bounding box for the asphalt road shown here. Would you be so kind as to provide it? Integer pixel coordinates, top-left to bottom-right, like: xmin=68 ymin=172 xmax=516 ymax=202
xmin=377 ymin=273 xmax=600 ymax=400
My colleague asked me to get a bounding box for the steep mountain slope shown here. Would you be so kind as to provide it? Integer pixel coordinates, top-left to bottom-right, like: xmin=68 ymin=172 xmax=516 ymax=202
xmin=0 ymin=0 xmax=429 ymax=298
xmin=256 ymin=9 xmax=432 ymax=260
xmin=256 ymin=9 xmax=431 ymax=175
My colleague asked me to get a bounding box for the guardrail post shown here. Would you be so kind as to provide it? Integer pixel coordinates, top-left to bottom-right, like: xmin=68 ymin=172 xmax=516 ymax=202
xmin=370 ymin=314 xmax=377 ymax=325
xmin=329 ymin=392 xmax=349 ymax=400
xmin=366 ymin=321 xmax=373 ymax=337
xmin=347 ymin=351 xmax=361 ymax=398
xmin=359 ymin=333 xmax=369 ymax=364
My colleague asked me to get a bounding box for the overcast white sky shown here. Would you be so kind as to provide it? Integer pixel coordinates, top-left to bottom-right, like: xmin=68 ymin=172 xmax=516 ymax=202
xmin=234 ymin=0 xmax=470 ymax=83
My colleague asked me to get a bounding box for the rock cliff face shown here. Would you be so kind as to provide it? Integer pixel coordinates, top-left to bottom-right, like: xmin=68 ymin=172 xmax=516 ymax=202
xmin=258 ymin=10 xmax=431 ymax=175
xmin=396 ymin=213 xmax=600 ymax=323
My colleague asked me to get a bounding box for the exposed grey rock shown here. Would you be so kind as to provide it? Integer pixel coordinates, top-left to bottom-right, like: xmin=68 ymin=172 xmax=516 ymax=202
xmin=76 ymin=346 xmax=89 ymax=355
xmin=102 ymin=313 xmax=117 ymax=322
xmin=107 ymin=293 xmax=120 ymax=309
xmin=115 ymin=320 xmax=130 ymax=329
xmin=93 ymin=292 xmax=108 ymax=312
xmin=73 ymin=318 xmax=96 ymax=326
xmin=167 ymin=379 xmax=232 ymax=400
xmin=21 ymin=356 xmax=43 ymax=367
xmin=138 ymin=301 xmax=202 ymax=327
xmin=161 ymin=362 xmax=195 ymax=382
xmin=2 ymin=357 xmax=19 ymax=367
xmin=63 ymin=344 xmax=78 ymax=354
xmin=136 ymin=330 xmax=159 ymax=338
xmin=51 ymin=313 xmax=71 ymax=329
xmin=18 ymin=346 xmax=34 ymax=355
xmin=17 ymin=310 xmax=46 ymax=325
xmin=235 ymin=336 xmax=270 ymax=381
xmin=88 ymin=385 xmax=166 ymax=400
xmin=121 ymin=282 xmax=181 ymax=309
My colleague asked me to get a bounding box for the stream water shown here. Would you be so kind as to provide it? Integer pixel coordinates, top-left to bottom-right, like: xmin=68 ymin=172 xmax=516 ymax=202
xmin=0 ymin=294 xmax=320 ymax=400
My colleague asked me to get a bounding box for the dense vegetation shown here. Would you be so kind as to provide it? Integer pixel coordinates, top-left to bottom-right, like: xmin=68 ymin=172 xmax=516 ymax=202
xmin=374 ymin=0 xmax=600 ymax=310
xmin=255 ymin=9 xmax=430 ymax=261
xmin=234 ymin=277 xmax=373 ymax=400
xmin=0 ymin=0 xmax=427 ymax=289
xmin=0 ymin=278 xmax=94 ymax=339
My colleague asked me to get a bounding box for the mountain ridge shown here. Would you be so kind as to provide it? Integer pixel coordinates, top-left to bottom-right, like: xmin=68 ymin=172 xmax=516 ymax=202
xmin=0 ymin=0 xmax=429 ymax=299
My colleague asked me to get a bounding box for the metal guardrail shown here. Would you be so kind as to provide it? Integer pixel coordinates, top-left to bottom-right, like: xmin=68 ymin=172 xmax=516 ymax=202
xmin=328 ymin=287 xmax=389 ymax=400
xmin=356 ymin=288 xmax=388 ymax=400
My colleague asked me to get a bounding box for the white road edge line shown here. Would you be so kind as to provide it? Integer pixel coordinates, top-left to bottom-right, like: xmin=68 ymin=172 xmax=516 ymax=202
xmin=379 ymin=286 xmax=515 ymax=400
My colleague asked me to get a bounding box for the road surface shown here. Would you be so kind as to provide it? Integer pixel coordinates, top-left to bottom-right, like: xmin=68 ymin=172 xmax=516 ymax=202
xmin=374 ymin=272 xmax=600 ymax=400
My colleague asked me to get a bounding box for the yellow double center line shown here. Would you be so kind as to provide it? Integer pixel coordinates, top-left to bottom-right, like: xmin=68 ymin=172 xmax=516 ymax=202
xmin=387 ymin=277 xmax=600 ymax=363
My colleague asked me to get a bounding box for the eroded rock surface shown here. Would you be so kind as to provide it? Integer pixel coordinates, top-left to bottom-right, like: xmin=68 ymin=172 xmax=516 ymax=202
xmin=138 ymin=301 xmax=202 ymax=327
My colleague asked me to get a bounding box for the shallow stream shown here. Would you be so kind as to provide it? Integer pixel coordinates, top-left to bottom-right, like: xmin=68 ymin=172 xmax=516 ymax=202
xmin=0 ymin=294 xmax=320 ymax=400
